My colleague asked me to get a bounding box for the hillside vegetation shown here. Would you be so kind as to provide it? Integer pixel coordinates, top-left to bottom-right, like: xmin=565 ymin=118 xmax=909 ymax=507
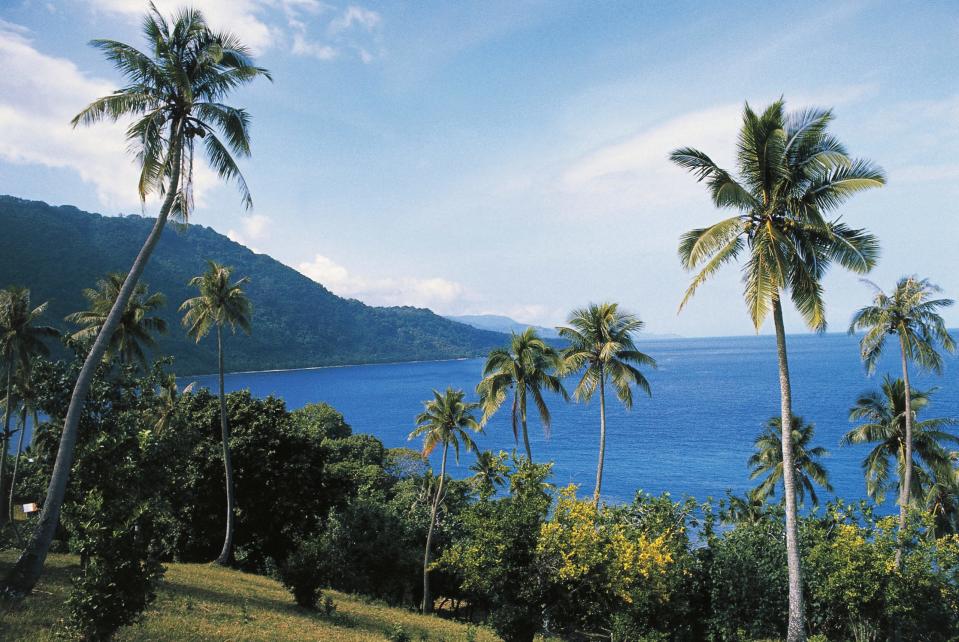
xmin=0 ymin=196 xmax=504 ymax=374
xmin=0 ymin=553 xmax=499 ymax=641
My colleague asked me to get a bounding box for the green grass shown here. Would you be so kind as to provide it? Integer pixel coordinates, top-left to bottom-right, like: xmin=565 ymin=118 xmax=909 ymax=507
xmin=0 ymin=551 xmax=499 ymax=641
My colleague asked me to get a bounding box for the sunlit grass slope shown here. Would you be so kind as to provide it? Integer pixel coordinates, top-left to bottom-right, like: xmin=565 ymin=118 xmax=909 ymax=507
xmin=0 ymin=552 xmax=499 ymax=641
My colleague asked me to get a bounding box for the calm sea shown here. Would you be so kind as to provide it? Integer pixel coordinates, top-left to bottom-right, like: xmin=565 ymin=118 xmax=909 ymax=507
xmin=184 ymin=332 xmax=958 ymax=508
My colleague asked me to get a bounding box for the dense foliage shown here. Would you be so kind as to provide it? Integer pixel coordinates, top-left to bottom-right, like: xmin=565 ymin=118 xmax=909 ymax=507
xmin=0 ymin=196 xmax=506 ymax=374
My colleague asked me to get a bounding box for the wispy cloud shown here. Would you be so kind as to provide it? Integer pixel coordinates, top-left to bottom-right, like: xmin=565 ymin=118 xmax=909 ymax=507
xmin=297 ymin=253 xmax=468 ymax=312
xmin=82 ymin=0 xmax=382 ymax=63
xmin=227 ymin=213 xmax=273 ymax=252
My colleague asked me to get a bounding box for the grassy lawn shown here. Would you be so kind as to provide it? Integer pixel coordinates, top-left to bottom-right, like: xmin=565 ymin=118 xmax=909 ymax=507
xmin=0 ymin=551 xmax=500 ymax=641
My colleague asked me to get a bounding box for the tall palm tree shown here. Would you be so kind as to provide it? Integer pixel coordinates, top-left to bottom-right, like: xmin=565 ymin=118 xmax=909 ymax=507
xmin=66 ymin=273 xmax=167 ymax=370
xmin=557 ymin=302 xmax=655 ymax=503
xmin=180 ymin=260 xmax=252 ymax=566
xmin=670 ymin=100 xmax=884 ymax=641
xmin=408 ymin=387 xmax=481 ymax=614
xmin=843 ymin=376 xmax=958 ymax=507
xmin=0 ymin=287 xmax=57 ymax=530
xmin=476 ymin=328 xmax=567 ymax=461
xmin=849 ymin=276 xmax=955 ymax=560
xmin=6 ymin=5 xmax=270 ymax=594
xmin=749 ymin=416 xmax=832 ymax=507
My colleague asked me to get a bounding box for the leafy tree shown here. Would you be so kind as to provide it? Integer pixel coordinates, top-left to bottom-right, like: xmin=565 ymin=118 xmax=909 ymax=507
xmin=476 ymin=328 xmax=566 ymax=460
xmin=408 ymin=387 xmax=481 ymax=614
xmin=749 ymin=416 xmax=832 ymax=506
xmin=670 ymin=100 xmax=884 ymax=641
xmin=7 ymin=373 xmax=39 ymax=546
xmin=558 ymin=302 xmax=654 ymax=503
xmin=849 ymin=276 xmax=956 ymax=560
xmin=439 ymin=459 xmax=553 ymax=642
xmin=180 ymin=260 xmax=252 ymax=565
xmin=66 ymin=273 xmax=167 ymax=370
xmin=6 ymin=5 xmax=270 ymax=594
xmin=843 ymin=376 xmax=958 ymax=508
xmin=150 ymin=374 xmax=195 ymax=435
xmin=0 ymin=286 xmax=57 ymax=530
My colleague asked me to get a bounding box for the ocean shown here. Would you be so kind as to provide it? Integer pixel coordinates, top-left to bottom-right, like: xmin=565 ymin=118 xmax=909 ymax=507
xmin=185 ymin=332 xmax=959 ymax=508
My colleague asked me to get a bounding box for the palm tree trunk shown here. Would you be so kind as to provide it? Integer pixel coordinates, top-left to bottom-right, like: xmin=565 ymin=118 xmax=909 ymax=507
xmin=215 ymin=323 xmax=236 ymax=566
xmin=0 ymin=361 xmax=13 ymax=529
xmin=773 ymin=297 xmax=806 ymax=642
xmin=895 ymin=335 xmax=913 ymax=569
xmin=422 ymin=441 xmax=448 ymax=614
xmin=3 ymin=127 xmax=183 ymax=596
xmin=8 ymin=405 xmax=27 ymax=547
xmin=593 ymin=367 xmax=606 ymax=504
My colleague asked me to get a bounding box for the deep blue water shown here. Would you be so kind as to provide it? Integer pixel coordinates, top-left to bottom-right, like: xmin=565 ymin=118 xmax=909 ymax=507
xmin=183 ymin=332 xmax=958 ymax=508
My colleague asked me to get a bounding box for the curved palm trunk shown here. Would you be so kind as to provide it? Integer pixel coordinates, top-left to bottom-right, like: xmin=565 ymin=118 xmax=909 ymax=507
xmin=895 ymin=335 xmax=913 ymax=568
xmin=422 ymin=441 xmax=448 ymax=614
xmin=773 ymin=298 xmax=806 ymax=642
xmin=215 ymin=323 xmax=236 ymax=566
xmin=520 ymin=390 xmax=532 ymax=461
xmin=593 ymin=368 xmax=606 ymax=504
xmin=8 ymin=405 xmax=27 ymax=547
xmin=3 ymin=130 xmax=183 ymax=595
xmin=0 ymin=361 xmax=13 ymax=528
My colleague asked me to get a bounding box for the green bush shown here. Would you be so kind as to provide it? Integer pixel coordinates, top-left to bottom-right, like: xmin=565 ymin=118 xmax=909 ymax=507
xmin=279 ymin=539 xmax=326 ymax=609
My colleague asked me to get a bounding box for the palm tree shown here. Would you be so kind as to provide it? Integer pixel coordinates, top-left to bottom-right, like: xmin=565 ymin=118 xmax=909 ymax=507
xmin=849 ymin=276 xmax=955 ymax=560
xmin=843 ymin=376 xmax=958 ymax=507
xmin=557 ymin=302 xmax=655 ymax=503
xmin=180 ymin=260 xmax=252 ymax=566
xmin=926 ymin=452 xmax=959 ymax=537
xmin=476 ymin=328 xmax=567 ymax=461
xmin=6 ymin=6 xmax=270 ymax=594
xmin=408 ymin=387 xmax=481 ymax=614
xmin=670 ymin=100 xmax=884 ymax=641
xmin=0 ymin=287 xmax=57 ymax=530
xmin=469 ymin=449 xmax=508 ymax=499
xmin=66 ymin=273 xmax=167 ymax=370
xmin=152 ymin=374 xmax=196 ymax=435
xmin=8 ymin=373 xmax=39 ymax=547
xmin=749 ymin=416 xmax=832 ymax=507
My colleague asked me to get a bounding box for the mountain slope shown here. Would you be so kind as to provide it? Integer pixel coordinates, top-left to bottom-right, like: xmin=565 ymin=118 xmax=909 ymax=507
xmin=0 ymin=196 xmax=505 ymax=374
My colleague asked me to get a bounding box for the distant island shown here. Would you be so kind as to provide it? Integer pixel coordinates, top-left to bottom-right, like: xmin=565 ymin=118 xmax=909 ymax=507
xmin=0 ymin=195 xmax=507 ymax=374
xmin=447 ymin=313 xmax=682 ymax=341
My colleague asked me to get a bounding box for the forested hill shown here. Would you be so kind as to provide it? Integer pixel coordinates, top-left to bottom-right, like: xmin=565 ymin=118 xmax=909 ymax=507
xmin=0 ymin=196 xmax=506 ymax=374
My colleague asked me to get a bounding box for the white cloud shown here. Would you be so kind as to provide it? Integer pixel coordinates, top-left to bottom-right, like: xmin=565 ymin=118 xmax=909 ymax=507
xmin=83 ymin=0 xmax=382 ymax=62
xmin=0 ymin=21 xmax=138 ymax=207
xmin=329 ymin=5 xmax=381 ymax=34
xmin=0 ymin=20 xmax=219 ymax=211
xmin=559 ymin=104 xmax=742 ymax=211
xmin=297 ymin=253 xmax=468 ymax=312
xmin=227 ymin=213 xmax=273 ymax=250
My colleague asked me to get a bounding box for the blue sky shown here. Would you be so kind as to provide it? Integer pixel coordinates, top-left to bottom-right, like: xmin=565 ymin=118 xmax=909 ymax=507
xmin=1 ymin=0 xmax=957 ymax=337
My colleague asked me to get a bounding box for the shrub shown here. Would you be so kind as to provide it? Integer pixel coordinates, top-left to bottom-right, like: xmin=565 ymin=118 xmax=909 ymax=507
xmin=279 ymin=539 xmax=325 ymax=609
xmin=387 ymin=624 xmax=411 ymax=642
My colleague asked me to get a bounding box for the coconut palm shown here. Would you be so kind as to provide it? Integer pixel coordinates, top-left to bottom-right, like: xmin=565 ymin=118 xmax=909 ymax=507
xmin=849 ymin=276 xmax=955 ymax=557
xmin=469 ymin=449 xmax=509 ymax=499
xmin=843 ymin=376 xmax=958 ymax=508
xmin=670 ymin=100 xmax=884 ymax=641
xmin=66 ymin=273 xmax=167 ymax=370
xmin=409 ymin=387 xmax=481 ymax=614
xmin=926 ymin=452 xmax=959 ymax=537
xmin=476 ymin=328 xmax=567 ymax=461
xmin=152 ymin=374 xmax=196 ymax=435
xmin=0 ymin=287 xmax=57 ymax=530
xmin=6 ymin=6 xmax=270 ymax=594
xmin=180 ymin=260 xmax=251 ymax=566
xmin=557 ymin=302 xmax=655 ymax=503
xmin=8 ymin=374 xmax=39 ymax=546
xmin=749 ymin=416 xmax=832 ymax=507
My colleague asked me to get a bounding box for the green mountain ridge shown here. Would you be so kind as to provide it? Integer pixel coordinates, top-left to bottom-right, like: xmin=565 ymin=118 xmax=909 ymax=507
xmin=0 ymin=195 xmax=506 ymax=375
